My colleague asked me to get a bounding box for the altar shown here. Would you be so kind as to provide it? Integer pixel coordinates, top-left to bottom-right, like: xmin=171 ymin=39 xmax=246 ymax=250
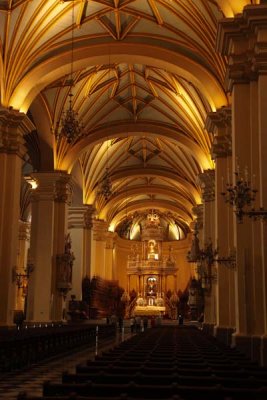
xmin=134 ymin=305 xmax=165 ymax=316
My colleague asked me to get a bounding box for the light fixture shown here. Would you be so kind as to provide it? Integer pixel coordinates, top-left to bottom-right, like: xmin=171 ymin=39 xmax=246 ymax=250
xmin=221 ymin=171 xmax=267 ymax=223
xmin=56 ymin=1 xmax=83 ymax=144
xmin=12 ymin=262 xmax=34 ymax=297
xmin=187 ymin=230 xmax=235 ymax=270
xmin=98 ymin=140 xmax=113 ymax=200
xmin=99 ymin=167 xmax=113 ymax=200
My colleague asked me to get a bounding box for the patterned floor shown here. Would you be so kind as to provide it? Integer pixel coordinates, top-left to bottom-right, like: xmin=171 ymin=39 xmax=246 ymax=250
xmin=0 ymin=330 xmax=129 ymax=399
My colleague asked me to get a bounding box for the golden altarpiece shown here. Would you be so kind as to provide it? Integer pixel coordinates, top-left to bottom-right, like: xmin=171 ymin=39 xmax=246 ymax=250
xmin=126 ymin=211 xmax=178 ymax=316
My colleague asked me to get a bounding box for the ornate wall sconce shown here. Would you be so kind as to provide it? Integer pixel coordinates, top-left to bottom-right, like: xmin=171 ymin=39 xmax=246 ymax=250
xmin=221 ymin=171 xmax=267 ymax=223
xmin=12 ymin=262 xmax=34 ymax=297
xmin=187 ymin=230 xmax=235 ymax=293
xmin=216 ymin=248 xmax=236 ymax=269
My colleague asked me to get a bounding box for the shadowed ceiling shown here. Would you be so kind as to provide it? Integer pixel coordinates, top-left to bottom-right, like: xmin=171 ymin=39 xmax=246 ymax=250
xmin=0 ymin=0 xmax=259 ymax=237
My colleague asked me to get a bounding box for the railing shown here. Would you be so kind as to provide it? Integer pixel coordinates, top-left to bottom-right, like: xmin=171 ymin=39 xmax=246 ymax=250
xmin=0 ymin=323 xmax=116 ymax=374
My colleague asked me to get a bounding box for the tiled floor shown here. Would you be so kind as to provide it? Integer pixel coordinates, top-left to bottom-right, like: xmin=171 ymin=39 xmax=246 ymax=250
xmin=0 ymin=330 xmax=129 ymax=399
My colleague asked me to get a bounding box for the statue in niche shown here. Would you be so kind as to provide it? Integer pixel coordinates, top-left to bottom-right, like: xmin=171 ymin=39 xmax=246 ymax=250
xmin=57 ymin=233 xmax=75 ymax=289
xmin=148 ymin=240 xmax=157 ymax=259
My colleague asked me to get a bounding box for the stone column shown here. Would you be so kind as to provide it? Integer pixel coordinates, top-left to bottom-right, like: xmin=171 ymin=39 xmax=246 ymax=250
xmin=0 ymin=107 xmax=34 ymax=326
xmin=105 ymin=232 xmax=116 ymax=280
xmin=206 ymin=107 xmax=236 ymax=345
xmin=67 ymin=206 xmax=89 ymax=300
xmin=217 ymin=4 xmax=267 ymax=363
xmin=83 ymin=205 xmax=95 ymax=279
xmin=92 ymin=220 xmax=109 ymax=279
xmin=27 ymin=172 xmax=71 ymax=322
xmin=52 ymin=173 xmax=72 ymax=321
xmin=197 ymin=170 xmax=216 ymax=329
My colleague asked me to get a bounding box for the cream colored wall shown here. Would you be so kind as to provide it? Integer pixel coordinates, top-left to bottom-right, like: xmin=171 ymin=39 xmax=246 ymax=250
xmin=113 ymin=236 xmax=131 ymax=290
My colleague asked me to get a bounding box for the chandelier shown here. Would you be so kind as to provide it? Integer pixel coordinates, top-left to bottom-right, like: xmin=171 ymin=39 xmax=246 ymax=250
xmin=56 ymin=1 xmax=83 ymax=144
xmin=221 ymin=171 xmax=267 ymax=223
xmin=98 ymin=138 xmax=114 ymax=200
xmin=99 ymin=167 xmax=113 ymax=200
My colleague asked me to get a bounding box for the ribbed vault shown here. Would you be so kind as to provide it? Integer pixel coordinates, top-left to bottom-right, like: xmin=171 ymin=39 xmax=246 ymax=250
xmin=0 ymin=0 xmax=259 ymax=238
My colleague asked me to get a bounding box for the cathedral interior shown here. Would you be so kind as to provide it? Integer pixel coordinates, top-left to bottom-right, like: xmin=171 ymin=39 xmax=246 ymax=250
xmin=1 ymin=1 xmax=267 ymax=393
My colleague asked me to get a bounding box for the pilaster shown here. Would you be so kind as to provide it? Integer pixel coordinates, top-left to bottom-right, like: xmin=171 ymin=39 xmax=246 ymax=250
xmin=197 ymin=170 xmax=216 ymax=326
xmin=83 ymin=205 xmax=95 ymax=280
xmin=27 ymin=171 xmax=71 ymax=322
xmin=0 ymin=107 xmax=34 ymax=326
xmin=105 ymin=231 xmax=117 ymax=280
xmin=217 ymin=4 xmax=267 ymax=363
xmin=67 ymin=205 xmax=90 ymax=300
xmin=92 ymin=219 xmax=109 ymax=279
xmin=206 ymin=108 xmax=236 ymax=343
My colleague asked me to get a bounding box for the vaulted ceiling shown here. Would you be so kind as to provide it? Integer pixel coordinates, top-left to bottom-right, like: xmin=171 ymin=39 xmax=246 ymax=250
xmin=0 ymin=0 xmax=259 ymax=236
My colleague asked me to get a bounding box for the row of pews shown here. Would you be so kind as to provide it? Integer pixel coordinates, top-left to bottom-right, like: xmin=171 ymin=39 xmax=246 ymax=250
xmin=0 ymin=324 xmax=116 ymax=374
xmin=18 ymin=325 xmax=267 ymax=400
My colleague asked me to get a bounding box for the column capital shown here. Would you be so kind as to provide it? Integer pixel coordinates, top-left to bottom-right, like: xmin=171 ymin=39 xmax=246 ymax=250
xmin=216 ymin=5 xmax=267 ymax=91
xmin=84 ymin=205 xmax=96 ymax=229
xmin=54 ymin=174 xmax=72 ymax=204
xmin=93 ymin=219 xmax=109 ymax=241
xmin=206 ymin=107 xmax=232 ymax=159
xmin=68 ymin=206 xmax=88 ymax=229
xmin=30 ymin=171 xmax=72 ymax=204
xmin=197 ymin=169 xmax=215 ymax=203
xmin=0 ymin=107 xmax=35 ymax=157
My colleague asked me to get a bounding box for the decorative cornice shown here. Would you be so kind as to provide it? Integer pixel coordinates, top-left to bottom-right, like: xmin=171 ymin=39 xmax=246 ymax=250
xmin=30 ymin=172 xmax=72 ymax=203
xmin=68 ymin=206 xmax=88 ymax=229
xmin=211 ymin=135 xmax=232 ymax=159
xmin=0 ymin=107 xmax=34 ymax=158
xmin=216 ymin=5 xmax=267 ymax=91
xmin=205 ymin=107 xmax=231 ymax=134
xmin=206 ymin=107 xmax=232 ymax=159
xmin=54 ymin=175 xmax=72 ymax=204
xmin=84 ymin=205 xmax=96 ymax=229
xmin=197 ymin=170 xmax=215 ymax=203
xmin=93 ymin=219 xmax=109 ymax=241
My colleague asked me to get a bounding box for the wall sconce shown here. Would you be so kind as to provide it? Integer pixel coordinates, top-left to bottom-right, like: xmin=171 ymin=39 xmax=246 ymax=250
xmin=221 ymin=171 xmax=267 ymax=223
xmin=12 ymin=262 xmax=34 ymax=297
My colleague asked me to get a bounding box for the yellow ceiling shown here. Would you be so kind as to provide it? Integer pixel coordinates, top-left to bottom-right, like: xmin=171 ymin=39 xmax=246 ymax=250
xmin=0 ymin=0 xmax=259 ymax=235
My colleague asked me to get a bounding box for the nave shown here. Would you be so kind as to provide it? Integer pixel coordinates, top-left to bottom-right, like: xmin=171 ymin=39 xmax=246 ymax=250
xmin=6 ymin=325 xmax=267 ymax=400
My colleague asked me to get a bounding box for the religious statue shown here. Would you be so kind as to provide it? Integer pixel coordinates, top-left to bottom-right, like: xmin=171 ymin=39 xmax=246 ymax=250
xmin=56 ymin=233 xmax=75 ymax=292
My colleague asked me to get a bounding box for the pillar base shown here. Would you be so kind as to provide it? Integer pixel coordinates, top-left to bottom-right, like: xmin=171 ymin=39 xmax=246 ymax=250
xmin=232 ymin=333 xmax=263 ymax=364
xmin=260 ymin=335 xmax=267 ymax=366
xmin=214 ymin=326 xmax=235 ymax=347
